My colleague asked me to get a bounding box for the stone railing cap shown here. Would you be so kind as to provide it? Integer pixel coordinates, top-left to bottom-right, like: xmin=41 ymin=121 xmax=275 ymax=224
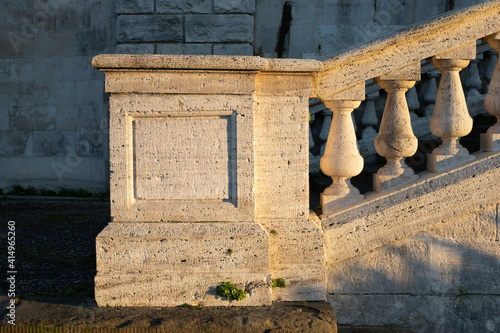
xmin=92 ymin=54 xmax=322 ymax=73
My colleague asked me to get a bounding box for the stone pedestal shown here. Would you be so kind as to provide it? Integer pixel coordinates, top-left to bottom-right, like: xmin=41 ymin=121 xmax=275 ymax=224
xmin=92 ymin=54 xmax=325 ymax=307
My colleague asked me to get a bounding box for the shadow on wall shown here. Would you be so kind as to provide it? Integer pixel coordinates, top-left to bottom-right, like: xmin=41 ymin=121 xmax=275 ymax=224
xmin=327 ymin=205 xmax=500 ymax=332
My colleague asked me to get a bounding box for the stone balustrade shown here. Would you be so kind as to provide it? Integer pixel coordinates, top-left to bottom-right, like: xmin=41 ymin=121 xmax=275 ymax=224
xmin=92 ymin=0 xmax=500 ymax=307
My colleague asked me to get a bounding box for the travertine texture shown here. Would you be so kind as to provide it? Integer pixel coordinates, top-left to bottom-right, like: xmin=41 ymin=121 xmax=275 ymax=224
xmin=259 ymin=216 xmax=326 ymax=302
xmin=95 ymin=222 xmax=271 ymax=307
xmin=0 ymin=0 xmax=114 ymax=191
xmin=373 ymin=63 xmax=420 ymax=192
xmin=327 ymin=202 xmax=500 ymax=333
xmin=319 ymin=84 xmax=365 ymax=215
xmin=93 ymin=54 xmax=324 ymax=306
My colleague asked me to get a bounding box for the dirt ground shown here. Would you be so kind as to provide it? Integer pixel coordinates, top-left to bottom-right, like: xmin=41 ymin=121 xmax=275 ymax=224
xmin=0 ymin=196 xmax=415 ymax=332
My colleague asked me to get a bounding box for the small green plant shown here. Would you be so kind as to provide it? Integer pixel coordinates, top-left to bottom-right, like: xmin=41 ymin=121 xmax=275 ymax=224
xmin=313 ymin=205 xmax=322 ymax=215
xmin=301 ymin=300 xmax=309 ymax=308
xmin=227 ymin=248 xmax=234 ymax=255
xmin=453 ymin=286 xmax=472 ymax=309
xmin=181 ymin=303 xmax=192 ymax=308
xmin=272 ymin=278 xmax=286 ymax=289
xmin=216 ymin=281 xmax=246 ymax=301
xmin=270 ymin=229 xmax=277 ymax=235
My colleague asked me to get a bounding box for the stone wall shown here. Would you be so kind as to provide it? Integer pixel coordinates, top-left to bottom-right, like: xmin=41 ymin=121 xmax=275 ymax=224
xmin=254 ymin=0 xmax=478 ymax=59
xmin=328 ymin=203 xmax=500 ymax=332
xmin=115 ymin=0 xmax=255 ymax=56
xmin=0 ymin=0 xmax=115 ymax=191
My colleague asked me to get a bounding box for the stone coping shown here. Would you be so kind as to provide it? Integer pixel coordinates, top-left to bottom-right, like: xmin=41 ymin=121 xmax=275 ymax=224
xmin=92 ymin=54 xmax=323 ymax=73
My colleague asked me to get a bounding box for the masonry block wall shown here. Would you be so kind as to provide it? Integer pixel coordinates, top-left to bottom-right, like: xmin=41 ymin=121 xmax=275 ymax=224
xmin=0 ymin=0 xmax=115 ymax=191
xmin=115 ymin=0 xmax=255 ymax=56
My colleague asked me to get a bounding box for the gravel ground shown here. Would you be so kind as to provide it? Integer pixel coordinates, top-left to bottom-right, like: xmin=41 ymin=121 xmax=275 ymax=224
xmin=0 ymin=196 xmax=109 ymax=300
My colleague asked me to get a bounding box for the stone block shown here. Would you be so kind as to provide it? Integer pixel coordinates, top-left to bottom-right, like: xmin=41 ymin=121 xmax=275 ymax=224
xmin=10 ymin=106 xmax=56 ymax=131
xmin=259 ymin=218 xmax=326 ymax=301
xmin=0 ymin=59 xmax=10 ymax=81
xmin=0 ymin=130 xmax=30 ymax=156
xmin=328 ymin=238 xmax=432 ymax=294
xmin=56 ymin=106 xmax=100 ymax=131
xmin=76 ymin=79 xmax=104 ymax=106
xmin=0 ymin=31 xmax=34 ymax=57
xmin=0 ymin=107 xmax=8 ymax=131
xmin=117 ymin=15 xmax=182 ymax=43
xmin=156 ymin=0 xmax=212 ymax=14
xmin=76 ymin=28 xmax=110 ymax=56
xmin=55 ymin=7 xmax=91 ymax=32
xmin=4 ymin=0 xmax=33 ymax=9
xmin=214 ymin=0 xmax=255 ymax=13
xmin=34 ymin=32 xmax=79 ymax=57
xmin=213 ymin=43 xmax=253 ymax=56
xmin=133 ymin=117 xmax=231 ymax=201
xmin=429 ymin=238 xmax=500 ymax=294
xmin=32 ymin=130 xmax=76 ymax=157
xmin=76 ymin=130 xmax=105 ymax=157
xmin=108 ymin=93 xmax=255 ymax=222
xmin=95 ymin=222 xmax=271 ymax=306
xmin=8 ymin=8 xmax=56 ymax=34
xmin=329 ymin=294 xmax=500 ymax=333
xmin=7 ymin=156 xmax=57 ymax=180
xmin=315 ymin=24 xmax=405 ymax=56
xmin=115 ymin=0 xmax=154 ymax=14
xmin=31 ymin=81 xmax=76 ymax=107
xmin=54 ymin=56 xmax=97 ymax=82
xmin=185 ymin=15 xmax=254 ymax=43
xmin=52 ymin=155 xmax=94 ymax=181
xmin=253 ymin=95 xmax=310 ymax=219
xmin=115 ymin=43 xmax=154 ymax=54
xmin=289 ymin=24 xmax=316 ymax=59
xmin=157 ymin=43 xmax=213 ymax=55
xmin=431 ymin=204 xmax=498 ymax=240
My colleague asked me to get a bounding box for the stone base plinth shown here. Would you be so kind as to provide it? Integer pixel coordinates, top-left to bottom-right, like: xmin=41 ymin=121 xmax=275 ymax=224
xmin=427 ymin=153 xmax=475 ymax=173
xmin=321 ymin=193 xmax=364 ymax=215
xmin=95 ymin=222 xmax=271 ymax=307
xmin=373 ymin=171 xmax=418 ymax=193
xmin=481 ymin=133 xmax=500 ymax=152
xmin=259 ymin=217 xmax=327 ymax=302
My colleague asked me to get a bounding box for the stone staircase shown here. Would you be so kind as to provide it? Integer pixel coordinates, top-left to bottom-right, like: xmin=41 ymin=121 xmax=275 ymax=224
xmin=91 ymin=1 xmax=500 ymax=332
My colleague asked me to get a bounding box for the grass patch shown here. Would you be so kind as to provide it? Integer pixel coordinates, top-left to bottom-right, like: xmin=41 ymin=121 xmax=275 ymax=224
xmin=216 ymin=282 xmax=246 ymax=301
xmin=272 ymin=278 xmax=286 ymax=289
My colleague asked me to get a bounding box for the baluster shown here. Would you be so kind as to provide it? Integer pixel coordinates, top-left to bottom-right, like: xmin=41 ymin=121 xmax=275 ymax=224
xmin=428 ymin=42 xmax=476 ymax=172
xmin=482 ymin=33 xmax=500 ymax=151
xmin=320 ymin=83 xmax=365 ymax=215
xmin=407 ymin=85 xmax=420 ymax=120
xmin=464 ymin=57 xmax=482 ymax=99
xmin=374 ymin=63 xmax=420 ymax=192
xmin=423 ymin=71 xmax=439 ymax=116
xmin=361 ymin=92 xmax=379 ymax=139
